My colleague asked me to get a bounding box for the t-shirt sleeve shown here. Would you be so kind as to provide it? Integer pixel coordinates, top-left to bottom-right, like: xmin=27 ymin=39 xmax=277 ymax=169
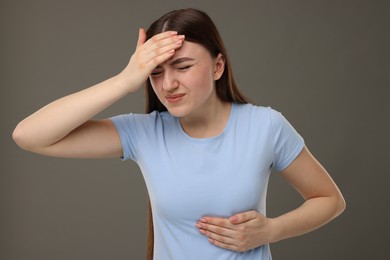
xmin=269 ymin=109 xmax=305 ymax=172
xmin=109 ymin=113 xmax=139 ymax=161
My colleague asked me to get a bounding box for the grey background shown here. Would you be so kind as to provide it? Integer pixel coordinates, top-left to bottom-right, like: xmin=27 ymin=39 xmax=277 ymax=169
xmin=1 ymin=0 xmax=389 ymax=259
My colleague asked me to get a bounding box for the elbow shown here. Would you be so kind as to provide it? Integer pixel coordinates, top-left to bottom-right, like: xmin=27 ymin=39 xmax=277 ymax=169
xmin=12 ymin=122 xmax=36 ymax=152
xmin=333 ymin=191 xmax=346 ymax=218
xmin=337 ymin=193 xmax=347 ymax=216
xmin=13 ymin=122 xmax=55 ymax=155
xmin=12 ymin=123 xmax=28 ymax=150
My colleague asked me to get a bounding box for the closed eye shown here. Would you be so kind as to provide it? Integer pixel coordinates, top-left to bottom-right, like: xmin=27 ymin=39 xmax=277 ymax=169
xmin=178 ymin=65 xmax=192 ymax=71
xmin=151 ymin=70 xmax=163 ymax=76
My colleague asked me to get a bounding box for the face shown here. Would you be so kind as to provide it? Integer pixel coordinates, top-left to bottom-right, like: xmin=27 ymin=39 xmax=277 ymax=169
xmin=149 ymin=41 xmax=224 ymax=118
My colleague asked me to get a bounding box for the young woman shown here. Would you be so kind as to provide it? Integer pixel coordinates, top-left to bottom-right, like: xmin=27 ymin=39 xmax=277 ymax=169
xmin=13 ymin=8 xmax=345 ymax=260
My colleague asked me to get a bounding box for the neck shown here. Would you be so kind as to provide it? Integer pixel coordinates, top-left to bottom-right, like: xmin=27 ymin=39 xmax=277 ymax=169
xmin=179 ymin=98 xmax=232 ymax=138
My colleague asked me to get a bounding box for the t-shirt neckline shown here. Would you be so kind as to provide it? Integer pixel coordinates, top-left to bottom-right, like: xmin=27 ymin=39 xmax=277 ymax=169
xmin=175 ymin=103 xmax=237 ymax=144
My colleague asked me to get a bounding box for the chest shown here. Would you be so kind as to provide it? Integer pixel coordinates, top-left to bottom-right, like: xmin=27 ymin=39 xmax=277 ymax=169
xmin=138 ymin=132 xmax=274 ymax=222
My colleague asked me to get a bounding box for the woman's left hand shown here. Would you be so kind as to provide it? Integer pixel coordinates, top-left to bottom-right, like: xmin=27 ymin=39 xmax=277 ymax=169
xmin=196 ymin=210 xmax=276 ymax=252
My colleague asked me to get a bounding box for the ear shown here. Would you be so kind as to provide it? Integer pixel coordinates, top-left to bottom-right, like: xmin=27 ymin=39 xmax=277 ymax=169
xmin=214 ymin=53 xmax=225 ymax=80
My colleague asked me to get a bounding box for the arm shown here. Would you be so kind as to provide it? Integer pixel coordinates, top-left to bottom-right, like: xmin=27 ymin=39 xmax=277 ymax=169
xmin=12 ymin=29 xmax=184 ymax=158
xmin=196 ymin=146 xmax=346 ymax=251
xmin=267 ymin=145 xmax=346 ymax=241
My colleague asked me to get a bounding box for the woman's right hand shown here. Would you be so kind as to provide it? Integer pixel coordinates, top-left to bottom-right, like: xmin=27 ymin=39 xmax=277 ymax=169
xmin=119 ymin=28 xmax=185 ymax=92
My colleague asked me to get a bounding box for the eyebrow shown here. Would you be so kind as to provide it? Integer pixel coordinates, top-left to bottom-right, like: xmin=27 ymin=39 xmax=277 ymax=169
xmin=156 ymin=57 xmax=195 ymax=68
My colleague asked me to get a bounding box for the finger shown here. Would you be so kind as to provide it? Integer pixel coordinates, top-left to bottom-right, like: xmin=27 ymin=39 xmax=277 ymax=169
xmin=142 ymin=30 xmax=179 ymax=50
xmin=196 ymin=222 xmax=235 ymax=238
xmin=143 ymin=48 xmax=175 ymax=70
xmin=208 ymin=238 xmax=242 ymax=252
xmin=200 ymin=216 xmax=235 ymax=229
xmin=196 ymin=223 xmax=239 ymax=250
xmin=136 ymin=28 xmax=146 ymax=48
xmin=199 ymin=228 xmax=236 ymax=246
xmin=143 ymin=35 xmax=184 ymax=63
xmin=142 ymin=38 xmax=184 ymax=69
xmin=146 ymin=34 xmax=184 ymax=55
xmin=229 ymin=210 xmax=259 ymax=224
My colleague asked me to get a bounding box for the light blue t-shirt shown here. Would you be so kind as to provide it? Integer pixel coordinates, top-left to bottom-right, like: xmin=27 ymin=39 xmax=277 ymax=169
xmin=111 ymin=103 xmax=304 ymax=260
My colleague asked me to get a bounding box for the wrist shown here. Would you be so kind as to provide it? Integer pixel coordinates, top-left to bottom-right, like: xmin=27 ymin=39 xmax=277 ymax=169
xmin=117 ymin=60 xmax=151 ymax=93
xmin=267 ymin=217 xmax=283 ymax=243
xmin=114 ymin=71 xmax=142 ymax=94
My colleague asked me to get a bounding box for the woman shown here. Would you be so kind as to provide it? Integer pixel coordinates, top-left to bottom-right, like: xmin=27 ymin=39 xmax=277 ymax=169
xmin=13 ymin=8 xmax=345 ymax=260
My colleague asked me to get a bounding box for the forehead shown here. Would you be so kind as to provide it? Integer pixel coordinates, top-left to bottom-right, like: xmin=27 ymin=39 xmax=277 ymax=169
xmin=155 ymin=41 xmax=213 ymax=69
xmin=171 ymin=41 xmax=211 ymax=61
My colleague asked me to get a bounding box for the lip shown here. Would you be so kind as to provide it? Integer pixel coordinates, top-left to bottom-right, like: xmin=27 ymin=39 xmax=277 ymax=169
xmin=166 ymin=93 xmax=186 ymax=103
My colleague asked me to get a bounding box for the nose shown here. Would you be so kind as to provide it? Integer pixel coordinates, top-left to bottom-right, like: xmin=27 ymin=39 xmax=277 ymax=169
xmin=162 ymin=70 xmax=179 ymax=91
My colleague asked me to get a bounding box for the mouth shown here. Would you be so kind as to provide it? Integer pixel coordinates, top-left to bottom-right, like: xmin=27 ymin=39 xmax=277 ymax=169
xmin=166 ymin=93 xmax=186 ymax=103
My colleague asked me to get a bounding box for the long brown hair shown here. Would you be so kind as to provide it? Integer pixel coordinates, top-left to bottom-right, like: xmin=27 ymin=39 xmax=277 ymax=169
xmin=143 ymin=8 xmax=249 ymax=259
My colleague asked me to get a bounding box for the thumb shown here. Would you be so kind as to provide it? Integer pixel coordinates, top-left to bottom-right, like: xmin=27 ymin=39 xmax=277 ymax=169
xmin=229 ymin=210 xmax=258 ymax=224
xmin=136 ymin=28 xmax=146 ymax=48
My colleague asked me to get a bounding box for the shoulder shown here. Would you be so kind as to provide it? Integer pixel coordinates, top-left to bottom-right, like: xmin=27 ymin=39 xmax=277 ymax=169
xmin=233 ymin=103 xmax=299 ymax=137
xmin=114 ymin=110 xmax=178 ymax=137
xmin=234 ymin=103 xmax=281 ymax=123
xmin=235 ymin=102 xmax=276 ymax=113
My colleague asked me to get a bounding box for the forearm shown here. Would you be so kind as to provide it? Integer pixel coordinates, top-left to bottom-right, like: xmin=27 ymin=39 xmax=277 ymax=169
xmin=270 ymin=195 xmax=345 ymax=243
xmin=13 ymin=74 xmax=132 ymax=150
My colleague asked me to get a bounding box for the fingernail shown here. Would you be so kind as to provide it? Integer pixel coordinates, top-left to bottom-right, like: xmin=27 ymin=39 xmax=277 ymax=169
xmin=195 ymin=223 xmax=201 ymax=228
xmin=177 ymin=35 xmax=185 ymax=40
xmin=170 ymin=31 xmax=178 ymax=35
xmin=200 ymin=218 xmax=207 ymax=223
xmin=230 ymin=216 xmax=238 ymax=222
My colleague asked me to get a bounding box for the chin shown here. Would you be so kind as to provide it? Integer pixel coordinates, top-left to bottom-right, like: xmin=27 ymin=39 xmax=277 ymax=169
xmin=166 ymin=106 xmax=190 ymax=118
